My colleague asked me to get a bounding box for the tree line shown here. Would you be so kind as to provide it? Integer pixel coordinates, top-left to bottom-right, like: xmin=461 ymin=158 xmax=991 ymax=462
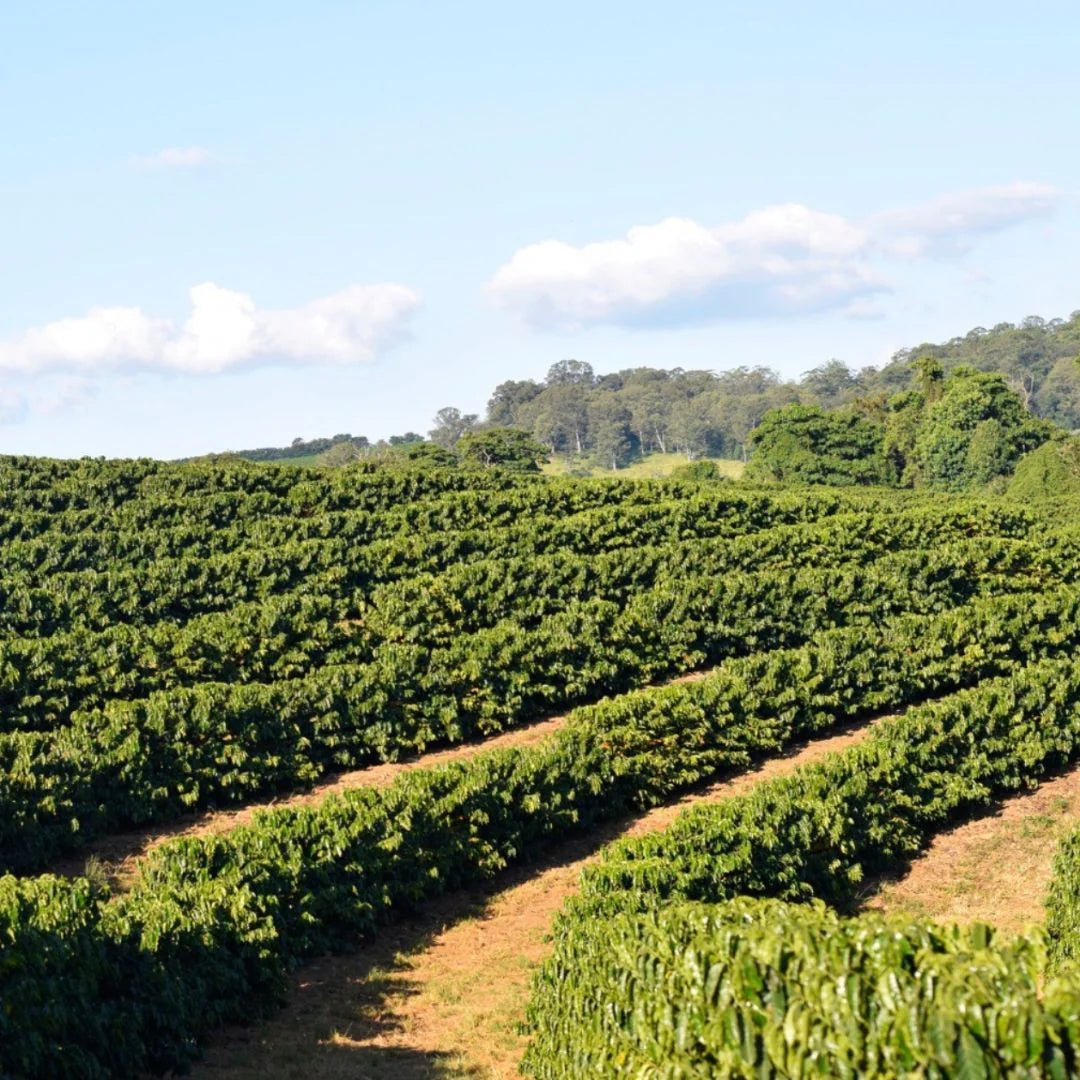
xmin=209 ymin=308 xmax=1080 ymax=478
xmin=428 ymin=309 xmax=1080 ymax=471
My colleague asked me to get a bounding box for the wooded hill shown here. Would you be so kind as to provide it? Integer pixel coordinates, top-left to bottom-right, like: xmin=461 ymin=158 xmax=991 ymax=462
xmin=207 ymin=309 xmax=1080 ymax=472
xmin=477 ymin=311 xmax=1080 ymax=468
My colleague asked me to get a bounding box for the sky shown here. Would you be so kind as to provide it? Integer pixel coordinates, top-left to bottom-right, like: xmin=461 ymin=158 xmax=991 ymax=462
xmin=1 ymin=1 xmax=1078 ymax=458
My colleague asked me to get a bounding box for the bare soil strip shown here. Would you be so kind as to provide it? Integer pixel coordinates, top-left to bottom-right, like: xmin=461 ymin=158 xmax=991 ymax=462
xmin=48 ymin=712 xmax=570 ymax=887
xmin=49 ymin=671 xmax=713 ymax=887
xmin=861 ymin=761 xmax=1080 ymax=936
xmin=186 ymin=721 xmax=875 ymax=1080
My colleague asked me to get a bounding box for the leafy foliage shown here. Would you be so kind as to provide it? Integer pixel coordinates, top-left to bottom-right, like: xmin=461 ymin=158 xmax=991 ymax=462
xmin=1046 ymin=826 xmax=1080 ymax=968
xmin=1008 ymin=435 xmax=1080 ymax=500
xmin=744 ymin=404 xmax=891 ymax=486
xmin=526 ymin=650 xmax=1080 ymax=1075
xmin=523 ymin=899 xmax=1079 ymax=1078
xmin=456 ymin=427 xmax=549 ymax=472
xmin=8 ymin=453 xmax=1080 ymax=1077
xmin=913 ymin=367 xmax=1053 ymax=489
xmin=8 ymin=582 xmax=1080 ymax=1076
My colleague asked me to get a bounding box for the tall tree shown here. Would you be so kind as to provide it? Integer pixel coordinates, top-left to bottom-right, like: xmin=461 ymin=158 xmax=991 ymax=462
xmin=1034 ymin=356 xmax=1080 ymax=430
xmin=621 ymin=372 xmax=674 ymax=454
xmin=912 ymin=368 xmax=1052 ymax=490
xmin=669 ymin=395 xmax=714 ymax=460
xmin=428 ymin=407 xmax=478 ymax=449
xmin=799 ymin=359 xmax=862 ymax=407
xmin=519 ymin=382 xmax=590 ymax=455
xmin=587 ymin=393 xmax=634 ymax=470
xmin=487 ymin=379 xmax=542 ymax=425
xmin=545 ymin=359 xmax=595 ymax=386
xmin=745 ymin=404 xmax=890 ymax=486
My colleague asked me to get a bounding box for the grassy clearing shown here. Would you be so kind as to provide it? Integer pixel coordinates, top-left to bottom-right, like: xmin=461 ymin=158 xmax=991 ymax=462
xmin=249 ymin=453 xmax=325 ymax=466
xmin=248 ymin=450 xmax=747 ymax=478
xmin=862 ymin=765 xmax=1080 ymax=936
xmin=541 ymin=453 xmax=745 ymax=479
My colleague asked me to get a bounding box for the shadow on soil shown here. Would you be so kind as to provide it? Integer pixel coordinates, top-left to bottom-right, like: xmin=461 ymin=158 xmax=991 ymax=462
xmin=185 ymin=817 xmax=644 ymax=1079
xmin=185 ymin=720 xmax=874 ymax=1078
xmin=850 ymin=757 xmax=1080 ymax=916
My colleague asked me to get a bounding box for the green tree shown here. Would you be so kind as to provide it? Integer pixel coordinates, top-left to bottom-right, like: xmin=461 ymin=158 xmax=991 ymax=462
xmin=519 ymin=382 xmax=590 ymax=455
xmin=912 ymin=368 xmax=1052 ymax=490
xmin=456 ymin=427 xmax=549 ymax=472
xmin=1033 ymin=356 xmax=1080 ymax=429
xmin=745 ymin=404 xmax=889 ymax=486
xmin=669 ymin=459 xmax=731 ymax=483
xmin=912 ymin=355 xmax=944 ymax=403
xmin=620 ymin=371 xmax=675 ymax=454
xmin=545 ymin=358 xmax=595 ymax=386
xmin=882 ymin=389 xmax=925 ymax=485
xmin=669 ymin=395 xmax=714 ymax=460
xmin=587 ymin=393 xmax=635 ymax=470
xmin=798 ymin=359 xmax=862 ymax=407
xmin=1008 ymin=434 xmax=1080 ymax=499
xmin=403 ymin=441 xmax=458 ymax=467
xmin=428 ymin=407 xmax=478 ymax=449
xmin=486 ymin=380 xmax=542 ymax=426
xmin=714 ymin=382 xmax=799 ymax=462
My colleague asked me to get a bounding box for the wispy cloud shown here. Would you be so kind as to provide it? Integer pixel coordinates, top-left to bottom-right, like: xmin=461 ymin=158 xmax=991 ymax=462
xmin=488 ymin=182 xmax=1062 ymax=331
xmin=0 ymin=282 xmax=421 ymax=376
xmin=0 ymin=387 xmax=27 ymax=424
xmin=871 ymin=182 xmax=1060 ymax=258
xmin=129 ymin=146 xmax=213 ymax=170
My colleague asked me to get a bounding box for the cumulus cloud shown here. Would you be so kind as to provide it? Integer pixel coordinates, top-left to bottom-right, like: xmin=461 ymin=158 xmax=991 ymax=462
xmin=130 ymin=146 xmax=213 ymax=170
xmin=488 ymin=182 xmax=1061 ymax=331
xmin=488 ymin=210 xmax=884 ymax=331
xmin=0 ymin=282 xmax=421 ymax=376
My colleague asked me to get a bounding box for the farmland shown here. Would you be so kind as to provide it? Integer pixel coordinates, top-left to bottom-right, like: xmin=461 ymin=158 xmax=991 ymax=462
xmin=5 ymin=455 xmax=1080 ymax=1077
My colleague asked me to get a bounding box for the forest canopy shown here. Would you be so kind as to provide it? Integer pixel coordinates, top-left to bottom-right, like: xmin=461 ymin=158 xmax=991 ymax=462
xmin=472 ymin=310 xmax=1080 ymax=472
xmin=212 ymin=309 xmax=1080 ymax=491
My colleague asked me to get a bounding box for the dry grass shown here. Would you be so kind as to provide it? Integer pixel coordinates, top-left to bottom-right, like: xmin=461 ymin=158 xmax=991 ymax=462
xmin=861 ymin=763 xmax=1080 ymax=936
xmin=45 ymin=713 xmax=573 ymax=890
xmin=49 ymin=671 xmax=725 ymax=891
xmin=188 ymin=721 xmax=874 ymax=1080
xmin=541 ymin=453 xmax=745 ymax=480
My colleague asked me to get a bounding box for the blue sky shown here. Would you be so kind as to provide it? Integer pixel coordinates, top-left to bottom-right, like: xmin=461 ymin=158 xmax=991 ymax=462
xmin=1 ymin=1 xmax=1078 ymax=457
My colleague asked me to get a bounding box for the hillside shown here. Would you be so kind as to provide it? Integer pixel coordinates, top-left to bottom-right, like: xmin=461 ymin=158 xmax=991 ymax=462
xmin=887 ymin=311 xmax=1080 ymax=428
xmin=209 ymin=310 xmax=1080 ymax=480
xmin=5 ymin=456 xmax=1080 ymax=1076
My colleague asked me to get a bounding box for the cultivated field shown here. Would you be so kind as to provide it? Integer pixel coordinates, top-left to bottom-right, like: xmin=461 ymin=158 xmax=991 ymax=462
xmin=5 ymin=456 xmax=1080 ymax=1077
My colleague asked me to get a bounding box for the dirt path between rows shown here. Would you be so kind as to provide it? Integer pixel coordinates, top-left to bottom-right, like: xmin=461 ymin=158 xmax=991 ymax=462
xmin=187 ymin=719 xmax=876 ymax=1080
xmin=50 ymin=673 xmax=711 ymax=889
xmin=48 ymin=713 xmax=567 ymax=888
xmin=862 ymin=761 xmax=1080 ymax=935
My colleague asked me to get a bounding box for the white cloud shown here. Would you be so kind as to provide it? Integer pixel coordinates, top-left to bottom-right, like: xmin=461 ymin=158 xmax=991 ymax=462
xmin=130 ymin=146 xmax=213 ymax=170
xmin=488 ymin=182 xmax=1061 ymax=331
xmin=16 ymin=376 xmax=100 ymax=419
xmin=871 ymin=182 xmax=1061 ymax=258
xmin=0 ymin=282 xmax=421 ymax=376
xmin=0 ymin=387 xmax=27 ymax=424
xmin=488 ymin=211 xmax=883 ymax=331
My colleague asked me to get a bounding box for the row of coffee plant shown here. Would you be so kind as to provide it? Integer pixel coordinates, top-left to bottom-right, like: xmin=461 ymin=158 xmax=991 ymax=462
xmin=522 ymin=648 xmax=1080 ymax=1075
xmin=0 ymin=486 xmax=938 ymax=635
xmin=521 ymin=897 xmax=1079 ymax=1077
xmin=1 ymin=537 xmax=1051 ymax=871
xmin=0 ymin=504 xmax=1032 ymax=731
xmin=4 ymin=584 xmax=1080 ymax=1074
